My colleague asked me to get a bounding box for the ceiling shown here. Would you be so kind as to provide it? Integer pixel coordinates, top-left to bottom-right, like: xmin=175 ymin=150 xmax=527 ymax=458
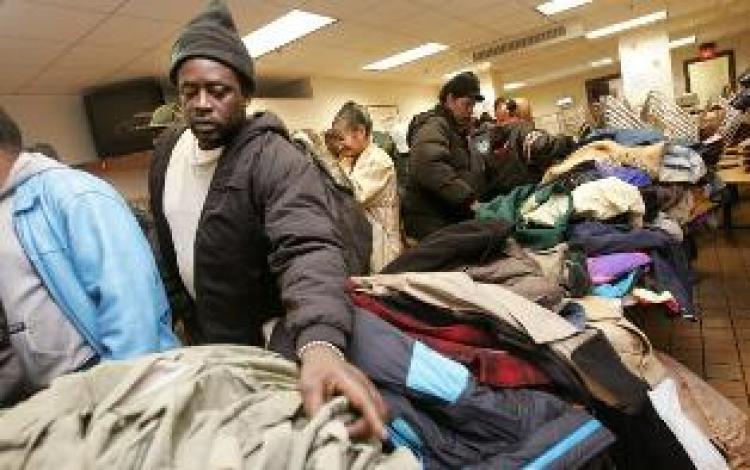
xmin=0 ymin=0 xmax=749 ymax=95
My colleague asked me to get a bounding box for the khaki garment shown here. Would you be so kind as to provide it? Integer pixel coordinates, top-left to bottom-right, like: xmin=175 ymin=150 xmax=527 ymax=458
xmin=542 ymin=140 xmax=666 ymax=184
xmin=0 ymin=346 xmax=418 ymax=470
xmin=575 ymin=296 xmax=666 ymax=387
xmin=658 ymin=352 xmax=749 ymax=469
xmin=340 ymin=142 xmax=402 ymax=272
xmin=353 ymin=271 xmax=579 ymax=344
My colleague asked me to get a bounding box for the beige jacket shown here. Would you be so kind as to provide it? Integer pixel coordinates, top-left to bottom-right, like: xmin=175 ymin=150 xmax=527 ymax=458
xmin=0 ymin=346 xmax=418 ymax=470
xmin=340 ymin=142 xmax=402 ymax=272
xmin=543 ymin=140 xmax=666 ymax=184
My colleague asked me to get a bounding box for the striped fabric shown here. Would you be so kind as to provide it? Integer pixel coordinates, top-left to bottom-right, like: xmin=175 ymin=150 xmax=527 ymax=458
xmin=716 ymin=96 xmax=746 ymax=144
xmin=641 ymin=91 xmax=699 ymax=145
xmin=600 ymin=95 xmax=648 ymax=130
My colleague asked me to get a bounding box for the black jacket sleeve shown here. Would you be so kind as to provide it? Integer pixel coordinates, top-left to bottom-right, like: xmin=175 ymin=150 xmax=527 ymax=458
xmin=410 ymin=117 xmax=475 ymax=207
xmin=251 ymin=134 xmax=353 ymax=352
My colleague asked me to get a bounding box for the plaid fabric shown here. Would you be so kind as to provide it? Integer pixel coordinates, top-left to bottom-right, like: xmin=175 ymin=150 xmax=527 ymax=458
xmin=600 ymin=95 xmax=648 ymax=130
xmin=641 ymin=91 xmax=699 ymax=144
xmin=351 ymin=291 xmax=551 ymax=388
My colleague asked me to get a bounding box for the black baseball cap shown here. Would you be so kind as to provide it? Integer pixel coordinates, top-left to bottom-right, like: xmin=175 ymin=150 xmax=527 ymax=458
xmin=440 ymin=71 xmax=485 ymax=102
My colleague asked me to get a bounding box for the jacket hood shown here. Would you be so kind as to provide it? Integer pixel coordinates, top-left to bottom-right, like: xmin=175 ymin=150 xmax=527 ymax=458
xmin=233 ymin=111 xmax=290 ymax=148
xmin=0 ymin=152 xmax=65 ymax=200
xmin=406 ymin=104 xmax=463 ymax=147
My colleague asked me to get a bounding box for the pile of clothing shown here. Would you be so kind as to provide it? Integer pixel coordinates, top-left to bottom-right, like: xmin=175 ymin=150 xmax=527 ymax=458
xmin=349 ymin=126 xmax=747 ymax=468
xmin=477 ymin=128 xmax=712 ymax=319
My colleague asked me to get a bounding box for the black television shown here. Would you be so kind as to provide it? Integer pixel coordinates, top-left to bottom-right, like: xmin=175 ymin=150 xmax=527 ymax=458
xmin=84 ymin=78 xmax=165 ymax=158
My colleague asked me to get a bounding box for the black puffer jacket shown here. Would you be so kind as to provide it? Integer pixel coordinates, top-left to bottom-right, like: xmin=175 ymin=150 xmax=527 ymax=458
xmin=403 ymin=105 xmax=487 ymax=240
xmin=150 ymin=112 xmax=353 ymax=351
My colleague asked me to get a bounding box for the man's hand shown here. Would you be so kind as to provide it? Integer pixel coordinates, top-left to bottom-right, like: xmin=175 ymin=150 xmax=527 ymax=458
xmin=300 ymin=345 xmax=389 ymax=441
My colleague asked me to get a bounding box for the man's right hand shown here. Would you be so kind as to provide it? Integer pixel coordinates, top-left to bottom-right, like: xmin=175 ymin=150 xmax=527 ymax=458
xmin=299 ymin=344 xmax=389 ymax=441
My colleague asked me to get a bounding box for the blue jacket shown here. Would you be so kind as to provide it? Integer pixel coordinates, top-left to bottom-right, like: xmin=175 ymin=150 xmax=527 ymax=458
xmin=11 ymin=162 xmax=179 ymax=360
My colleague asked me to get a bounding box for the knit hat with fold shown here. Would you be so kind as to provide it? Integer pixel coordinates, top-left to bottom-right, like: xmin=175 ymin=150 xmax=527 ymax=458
xmin=170 ymin=0 xmax=255 ymax=94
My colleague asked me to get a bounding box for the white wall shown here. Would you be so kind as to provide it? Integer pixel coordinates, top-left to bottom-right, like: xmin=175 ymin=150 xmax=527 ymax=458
xmin=250 ymin=76 xmax=438 ymax=132
xmin=0 ymin=94 xmax=98 ymax=164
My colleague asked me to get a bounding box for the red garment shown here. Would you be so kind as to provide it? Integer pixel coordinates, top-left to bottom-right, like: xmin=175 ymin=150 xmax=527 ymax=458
xmin=351 ymin=291 xmax=550 ymax=389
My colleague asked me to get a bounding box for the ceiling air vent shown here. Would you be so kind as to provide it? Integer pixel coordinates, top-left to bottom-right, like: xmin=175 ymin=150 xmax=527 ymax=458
xmin=471 ymin=24 xmax=580 ymax=62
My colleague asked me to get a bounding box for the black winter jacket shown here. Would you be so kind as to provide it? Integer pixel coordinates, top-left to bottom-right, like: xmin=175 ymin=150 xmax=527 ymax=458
xmin=403 ymin=105 xmax=487 ymax=240
xmin=150 ymin=112 xmax=353 ymax=351
xmin=479 ymin=121 xmax=577 ymax=198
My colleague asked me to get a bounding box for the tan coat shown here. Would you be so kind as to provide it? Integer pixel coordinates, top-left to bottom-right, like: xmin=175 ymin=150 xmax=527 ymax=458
xmin=340 ymin=142 xmax=402 ymax=272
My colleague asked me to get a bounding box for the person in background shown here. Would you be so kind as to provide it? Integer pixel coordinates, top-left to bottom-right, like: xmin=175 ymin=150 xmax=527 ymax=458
xmin=0 ymin=107 xmax=178 ymax=406
xmin=329 ymin=101 xmax=402 ymax=272
xmin=481 ymin=96 xmax=577 ymax=196
xmin=494 ymin=97 xmax=510 ymax=124
xmin=147 ymin=102 xmax=184 ymax=147
xmin=149 ymin=0 xmax=387 ymax=440
xmin=403 ymin=71 xmax=487 ymax=240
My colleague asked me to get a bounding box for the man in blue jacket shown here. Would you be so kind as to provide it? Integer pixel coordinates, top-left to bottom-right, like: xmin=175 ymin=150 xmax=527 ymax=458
xmin=0 ymin=107 xmax=178 ymax=404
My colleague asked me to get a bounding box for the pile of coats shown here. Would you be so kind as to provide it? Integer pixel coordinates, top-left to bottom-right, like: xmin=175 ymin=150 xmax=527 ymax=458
xmin=346 ymin=126 xmax=748 ymax=468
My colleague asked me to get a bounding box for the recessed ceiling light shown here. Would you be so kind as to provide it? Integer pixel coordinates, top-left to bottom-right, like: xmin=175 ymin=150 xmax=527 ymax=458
xmin=585 ymin=10 xmax=667 ymax=39
xmin=242 ymin=10 xmax=337 ymax=59
xmin=590 ymin=57 xmax=614 ymax=67
xmin=363 ymin=43 xmax=448 ymax=71
xmin=669 ymin=35 xmax=696 ymax=49
xmin=536 ymin=0 xmax=592 ymax=16
xmin=504 ymin=82 xmax=526 ymax=91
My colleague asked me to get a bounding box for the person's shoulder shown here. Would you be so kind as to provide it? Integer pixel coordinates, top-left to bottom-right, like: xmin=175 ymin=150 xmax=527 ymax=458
xmin=39 ymin=167 xmax=122 ymax=203
xmin=365 ymin=144 xmax=395 ymax=169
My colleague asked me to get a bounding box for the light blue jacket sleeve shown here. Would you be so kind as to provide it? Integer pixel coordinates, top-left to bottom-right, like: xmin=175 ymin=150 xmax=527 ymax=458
xmin=62 ymin=191 xmax=180 ymax=359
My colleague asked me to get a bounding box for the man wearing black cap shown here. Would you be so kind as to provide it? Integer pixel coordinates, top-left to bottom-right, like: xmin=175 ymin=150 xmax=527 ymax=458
xmin=149 ymin=0 xmax=387 ymax=440
xmin=403 ymin=71 xmax=488 ymax=240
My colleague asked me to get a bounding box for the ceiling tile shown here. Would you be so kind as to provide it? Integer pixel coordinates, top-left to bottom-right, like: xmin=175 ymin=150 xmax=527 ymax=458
xmin=0 ymin=37 xmax=68 ymax=67
xmin=117 ymin=0 xmax=207 ymax=22
xmin=24 ymin=0 xmax=122 ymax=14
xmin=0 ymin=0 xmax=105 ymax=42
xmin=0 ymin=66 xmax=45 ymax=94
xmin=81 ymin=14 xmax=181 ymax=48
xmin=53 ymin=45 xmax=147 ymax=71
xmin=17 ymin=67 xmax=108 ymax=94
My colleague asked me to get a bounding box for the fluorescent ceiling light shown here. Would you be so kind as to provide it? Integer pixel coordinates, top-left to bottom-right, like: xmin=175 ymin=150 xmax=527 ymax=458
xmin=590 ymin=57 xmax=613 ymax=67
xmin=443 ymin=62 xmax=490 ymax=79
xmin=243 ymin=10 xmax=337 ymax=58
xmin=669 ymin=35 xmax=696 ymax=49
xmin=536 ymin=0 xmax=592 ymax=16
xmin=363 ymin=43 xmax=448 ymax=71
xmin=585 ymin=10 xmax=667 ymax=39
xmin=504 ymin=82 xmax=526 ymax=91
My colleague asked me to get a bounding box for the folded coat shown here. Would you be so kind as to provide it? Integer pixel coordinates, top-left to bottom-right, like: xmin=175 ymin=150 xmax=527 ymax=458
xmin=569 ymin=222 xmax=694 ymax=317
xmin=352 ymin=272 xmax=650 ymax=412
xmin=542 ymin=140 xmax=666 ymax=184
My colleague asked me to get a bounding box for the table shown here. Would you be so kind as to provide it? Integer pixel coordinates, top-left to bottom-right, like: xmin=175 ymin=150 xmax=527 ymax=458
xmin=717 ymin=155 xmax=750 ymax=228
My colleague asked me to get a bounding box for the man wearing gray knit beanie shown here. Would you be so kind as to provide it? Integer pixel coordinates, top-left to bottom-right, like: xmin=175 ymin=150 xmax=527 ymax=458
xmin=149 ymin=0 xmax=387 ymax=440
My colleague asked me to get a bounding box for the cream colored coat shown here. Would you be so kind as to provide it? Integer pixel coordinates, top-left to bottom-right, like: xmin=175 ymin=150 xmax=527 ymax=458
xmin=339 ymin=142 xmax=402 ymax=272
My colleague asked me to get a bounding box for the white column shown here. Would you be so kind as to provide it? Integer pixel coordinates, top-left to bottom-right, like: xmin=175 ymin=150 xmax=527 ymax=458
xmin=476 ymin=67 xmax=500 ymax=115
xmin=618 ymin=29 xmax=674 ymax=108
